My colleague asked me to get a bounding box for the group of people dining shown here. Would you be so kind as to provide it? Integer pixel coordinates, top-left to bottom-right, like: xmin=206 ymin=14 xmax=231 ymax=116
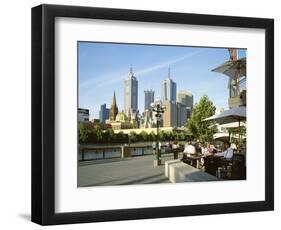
xmin=183 ymin=141 xmax=234 ymax=160
xmin=165 ymin=139 xmax=234 ymax=162
xmin=164 ymin=139 xmax=245 ymax=179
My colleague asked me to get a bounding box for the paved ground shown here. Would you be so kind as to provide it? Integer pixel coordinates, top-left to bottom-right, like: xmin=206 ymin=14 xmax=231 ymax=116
xmin=78 ymin=154 xmax=176 ymax=187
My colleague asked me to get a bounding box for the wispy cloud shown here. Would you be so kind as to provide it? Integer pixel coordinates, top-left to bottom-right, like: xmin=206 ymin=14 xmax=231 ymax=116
xmin=79 ymin=70 xmax=125 ymax=90
xmin=79 ymin=50 xmax=203 ymax=91
xmin=135 ymin=50 xmax=204 ymax=76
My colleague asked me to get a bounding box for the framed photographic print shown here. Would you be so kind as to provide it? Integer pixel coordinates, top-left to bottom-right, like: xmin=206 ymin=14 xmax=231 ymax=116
xmin=31 ymin=4 xmax=274 ymax=225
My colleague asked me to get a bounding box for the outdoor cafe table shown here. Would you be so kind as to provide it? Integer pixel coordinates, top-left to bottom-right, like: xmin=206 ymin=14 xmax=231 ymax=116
xmin=185 ymin=154 xmax=204 ymax=169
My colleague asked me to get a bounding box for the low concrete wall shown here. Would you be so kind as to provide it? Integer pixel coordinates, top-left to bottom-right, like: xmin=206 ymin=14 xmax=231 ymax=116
xmin=165 ymin=159 xmax=181 ymax=177
xmin=166 ymin=161 xmax=218 ymax=183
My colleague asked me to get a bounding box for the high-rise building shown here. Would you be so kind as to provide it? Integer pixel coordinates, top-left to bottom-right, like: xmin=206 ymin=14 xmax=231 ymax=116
xmin=177 ymin=90 xmax=194 ymax=118
xmin=99 ymin=104 xmax=109 ymax=123
xmin=177 ymin=103 xmax=187 ymax=127
xmin=124 ymin=66 xmax=138 ymax=116
xmin=109 ymin=91 xmax=119 ymax=121
xmin=78 ymin=108 xmax=89 ymax=123
xmin=161 ymin=68 xmax=177 ymax=103
xmin=144 ymin=89 xmax=154 ymax=111
xmin=163 ymin=100 xmax=177 ymax=127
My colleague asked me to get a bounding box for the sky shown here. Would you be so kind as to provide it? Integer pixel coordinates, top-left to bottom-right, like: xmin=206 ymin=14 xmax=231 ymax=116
xmin=78 ymin=42 xmax=246 ymax=119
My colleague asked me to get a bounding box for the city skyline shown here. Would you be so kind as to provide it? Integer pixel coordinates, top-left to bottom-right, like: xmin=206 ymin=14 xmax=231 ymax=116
xmin=78 ymin=42 xmax=246 ymax=119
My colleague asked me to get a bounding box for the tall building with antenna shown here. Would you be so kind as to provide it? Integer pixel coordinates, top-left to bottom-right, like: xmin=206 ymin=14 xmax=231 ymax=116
xmin=124 ymin=66 xmax=138 ymax=116
xmin=162 ymin=67 xmax=177 ymax=127
xmin=161 ymin=67 xmax=177 ymax=103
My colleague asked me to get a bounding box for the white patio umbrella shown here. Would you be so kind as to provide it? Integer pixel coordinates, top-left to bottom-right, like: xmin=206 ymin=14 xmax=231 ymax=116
xmin=204 ymin=106 xmax=246 ymax=148
xmin=219 ymin=121 xmax=246 ymax=129
xmin=214 ymin=132 xmax=245 ymax=142
xmin=204 ymin=106 xmax=246 ymax=124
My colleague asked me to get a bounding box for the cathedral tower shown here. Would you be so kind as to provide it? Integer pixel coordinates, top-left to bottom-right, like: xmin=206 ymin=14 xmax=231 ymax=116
xmin=109 ymin=91 xmax=119 ymax=120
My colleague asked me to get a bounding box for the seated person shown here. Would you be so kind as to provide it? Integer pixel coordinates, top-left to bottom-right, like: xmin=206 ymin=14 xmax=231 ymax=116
xmin=183 ymin=141 xmax=196 ymax=155
xmin=201 ymin=143 xmax=209 ymax=155
xmin=196 ymin=142 xmax=202 ymax=153
xmin=201 ymin=143 xmax=212 ymax=167
xmin=182 ymin=141 xmax=196 ymax=164
xmin=207 ymin=144 xmax=217 ymax=154
xmin=214 ymin=141 xmax=233 ymax=160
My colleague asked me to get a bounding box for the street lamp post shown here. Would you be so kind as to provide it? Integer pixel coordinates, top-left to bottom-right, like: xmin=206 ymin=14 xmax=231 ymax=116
xmin=151 ymin=101 xmax=165 ymax=166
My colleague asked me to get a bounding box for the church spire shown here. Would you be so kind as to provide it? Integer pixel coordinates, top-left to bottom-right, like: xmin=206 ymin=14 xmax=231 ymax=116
xmin=109 ymin=91 xmax=118 ymax=120
xmin=112 ymin=91 xmax=117 ymax=106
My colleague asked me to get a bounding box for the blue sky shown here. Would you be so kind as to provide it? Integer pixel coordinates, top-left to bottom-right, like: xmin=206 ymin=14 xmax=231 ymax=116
xmin=78 ymin=42 xmax=246 ymax=119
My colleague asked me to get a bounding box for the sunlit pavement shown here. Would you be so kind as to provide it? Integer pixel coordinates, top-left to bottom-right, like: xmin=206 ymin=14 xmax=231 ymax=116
xmin=78 ymin=154 xmax=174 ymax=187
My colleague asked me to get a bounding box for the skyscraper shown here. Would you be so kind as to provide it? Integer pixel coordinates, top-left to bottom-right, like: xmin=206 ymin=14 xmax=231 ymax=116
xmin=124 ymin=66 xmax=138 ymax=116
xmin=163 ymin=100 xmax=177 ymax=127
xmin=177 ymin=103 xmax=187 ymax=127
xmin=177 ymin=90 xmax=194 ymax=118
xmin=78 ymin=108 xmax=89 ymax=123
xmin=99 ymin=104 xmax=109 ymax=123
xmin=144 ymin=89 xmax=155 ymax=111
xmin=161 ymin=68 xmax=176 ymax=103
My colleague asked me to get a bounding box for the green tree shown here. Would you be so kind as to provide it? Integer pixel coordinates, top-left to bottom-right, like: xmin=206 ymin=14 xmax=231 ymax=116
xmin=164 ymin=131 xmax=173 ymax=141
xmin=107 ymin=128 xmax=115 ymax=143
xmin=116 ymin=131 xmax=126 ymax=143
xmin=129 ymin=131 xmax=138 ymax=143
xmin=102 ymin=129 xmax=109 ymax=143
xmin=188 ymin=95 xmax=217 ymax=142
xmin=92 ymin=125 xmax=103 ymax=142
xmin=158 ymin=130 xmax=165 ymax=141
xmin=139 ymin=131 xmax=149 ymax=142
xmin=149 ymin=131 xmax=156 ymax=142
xmin=78 ymin=123 xmax=89 ymax=143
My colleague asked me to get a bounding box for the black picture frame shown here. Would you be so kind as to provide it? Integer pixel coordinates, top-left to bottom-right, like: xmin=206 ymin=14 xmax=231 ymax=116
xmin=31 ymin=4 xmax=274 ymax=225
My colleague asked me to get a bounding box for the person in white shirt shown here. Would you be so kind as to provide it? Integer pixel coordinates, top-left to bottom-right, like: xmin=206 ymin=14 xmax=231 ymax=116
xmin=183 ymin=141 xmax=196 ymax=154
xmin=215 ymin=141 xmax=233 ymax=160
xmin=201 ymin=143 xmax=209 ymax=155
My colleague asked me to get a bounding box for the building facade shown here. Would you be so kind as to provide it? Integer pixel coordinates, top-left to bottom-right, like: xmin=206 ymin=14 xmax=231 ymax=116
xmin=176 ymin=90 xmax=194 ymax=118
xmin=163 ymin=100 xmax=177 ymax=127
xmin=144 ymin=89 xmax=155 ymax=111
xmin=78 ymin=108 xmax=89 ymax=123
xmin=124 ymin=67 xmax=138 ymax=116
xmin=161 ymin=69 xmax=177 ymax=103
xmin=177 ymin=103 xmax=187 ymax=127
xmin=99 ymin=104 xmax=109 ymax=123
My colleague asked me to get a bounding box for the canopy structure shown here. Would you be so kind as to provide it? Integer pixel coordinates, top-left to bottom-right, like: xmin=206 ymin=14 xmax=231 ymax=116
xmin=212 ymin=57 xmax=246 ymax=100
xmin=204 ymin=106 xmax=246 ymax=150
xmin=211 ymin=57 xmax=246 ymax=78
xmin=204 ymin=106 xmax=246 ymax=124
xmin=214 ymin=132 xmax=245 ymax=142
xmin=219 ymin=121 xmax=246 ymax=129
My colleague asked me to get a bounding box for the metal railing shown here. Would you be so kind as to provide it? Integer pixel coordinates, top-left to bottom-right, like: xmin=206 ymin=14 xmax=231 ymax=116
xmin=79 ymin=145 xmax=170 ymax=161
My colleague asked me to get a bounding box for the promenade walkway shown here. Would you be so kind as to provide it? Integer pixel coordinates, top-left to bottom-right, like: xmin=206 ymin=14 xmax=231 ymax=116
xmin=78 ymin=155 xmax=173 ymax=187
